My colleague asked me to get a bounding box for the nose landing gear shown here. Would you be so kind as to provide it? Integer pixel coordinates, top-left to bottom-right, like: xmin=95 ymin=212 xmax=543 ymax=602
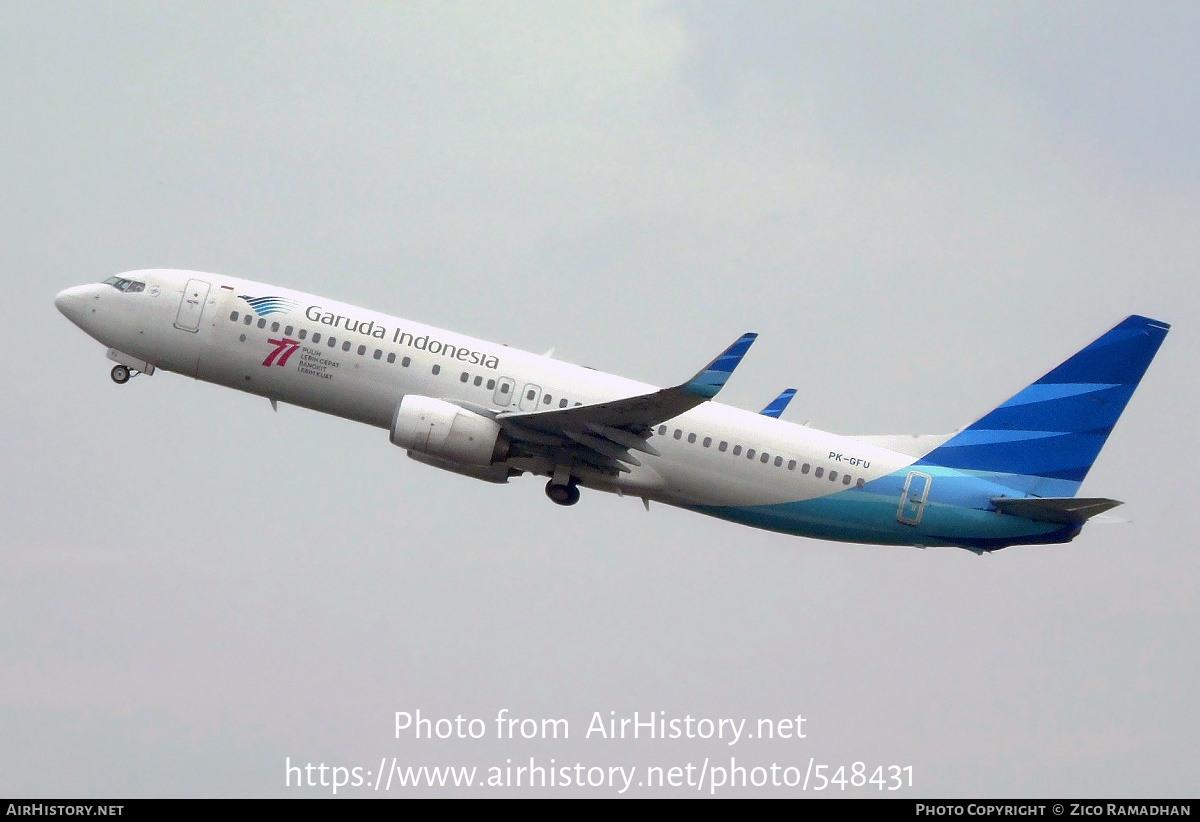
xmin=106 ymin=350 xmax=156 ymax=385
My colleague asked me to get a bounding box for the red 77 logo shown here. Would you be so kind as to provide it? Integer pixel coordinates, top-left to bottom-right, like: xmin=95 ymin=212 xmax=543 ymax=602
xmin=264 ymin=337 xmax=301 ymax=367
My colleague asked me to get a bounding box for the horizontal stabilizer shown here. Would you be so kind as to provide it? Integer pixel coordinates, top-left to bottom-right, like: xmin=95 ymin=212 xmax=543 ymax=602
xmin=850 ymin=432 xmax=956 ymax=457
xmin=992 ymin=497 xmax=1123 ymax=524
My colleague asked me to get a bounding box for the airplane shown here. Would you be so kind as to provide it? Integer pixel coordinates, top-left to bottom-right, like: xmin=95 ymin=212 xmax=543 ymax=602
xmin=55 ymin=270 xmax=1170 ymax=553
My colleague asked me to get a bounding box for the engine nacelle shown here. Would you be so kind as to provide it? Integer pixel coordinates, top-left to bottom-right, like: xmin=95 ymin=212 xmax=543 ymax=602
xmin=390 ymin=395 xmax=509 ymax=467
xmin=406 ymin=450 xmax=513 ymax=484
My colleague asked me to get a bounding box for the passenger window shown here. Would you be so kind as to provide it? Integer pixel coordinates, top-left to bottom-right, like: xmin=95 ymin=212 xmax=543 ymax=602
xmin=374 ymin=349 xmax=382 ymax=360
xmin=673 ymin=430 xmax=682 ymax=440
xmin=258 ymin=318 xmax=267 ymax=329
xmin=432 ymin=365 xmax=441 ymax=375
xmin=272 ymin=322 xmax=280 ymax=332
xmin=658 ymin=425 xmax=667 ymax=436
xmin=402 ymin=356 xmax=411 ymax=367
xmin=387 ymin=353 xmax=396 ymax=363
xmin=829 ymin=471 xmax=838 ymax=482
xmin=733 ymin=445 xmax=742 ymax=456
xmin=343 ymin=341 xmax=352 ymax=352
xmin=487 ymin=379 xmax=495 ymax=389
xmin=788 ymin=459 xmax=796 ymax=470
xmin=474 ymin=376 xmax=483 ymax=386
xmin=703 ymin=437 xmax=712 ymax=448
xmin=285 ymin=326 xmax=294 ymax=336
xmin=230 ymin=311 xmax=239 ymax=322
xmin=543 ymin=394 xmax=552 ymax=405
xmin=298 ymin=329 xmax=307 ymax=340
xmin=559 ymin=399 xmax=567 ymax=408
xmin=719 ymin=441 xmax=728 ymax=452
xmin=312 ymin=333 xmax=321 ymax=343
xmin=461 ymin=372 xmax=470 ymax=383
xmin=815 ymin=467 xmax=824 ymax=478
xmin=356 ymin=344 xmax=365 ymax=355
xmin=688 ymin=433 xmax=696 ymax=444
xmin=328 ymin=337 xmax=337 ymax=347
xmin=774 ymin=456 xmax=783 ymax=467
xmin=500 ymin=382 xmax=510 ymax=394
xmin=761 ymin=453 xmax=770 ymax=464
xmin=856 ymin=478 xmax=865 ymax=489
xmin=843 ymin=474 xmax=852 ymax=485
xmin=802 ymin=463 xmax=811 ymax=474
xmin=244 ymin=315 xmax=253 ymax=325
xmin=747 ymin=449 xmax=756 ymax=460
xmin=526 ymin=389 xmax=536 ymax=401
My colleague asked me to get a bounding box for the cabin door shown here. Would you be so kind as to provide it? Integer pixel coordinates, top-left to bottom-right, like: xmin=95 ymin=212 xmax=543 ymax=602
xmin=174 ymin=278 xmax=211 ymax=332
xmin=897 ymin=471 xmax=932 ymax=526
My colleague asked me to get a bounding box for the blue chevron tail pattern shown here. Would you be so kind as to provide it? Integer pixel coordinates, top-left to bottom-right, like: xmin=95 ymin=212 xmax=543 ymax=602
xmin=917 ymin=315 xmax=1169 ymax=497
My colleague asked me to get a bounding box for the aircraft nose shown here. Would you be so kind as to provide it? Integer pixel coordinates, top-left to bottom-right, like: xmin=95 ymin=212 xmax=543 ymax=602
xmin=54 ymin=285 xmax=91 ymax=325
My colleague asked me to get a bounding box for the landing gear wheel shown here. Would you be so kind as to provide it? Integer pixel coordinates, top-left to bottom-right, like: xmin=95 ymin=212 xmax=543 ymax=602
xmin=545 ymin=480 xmax=580 ymax=506
xmin=110 ymin=365 xmax=131 ymax=384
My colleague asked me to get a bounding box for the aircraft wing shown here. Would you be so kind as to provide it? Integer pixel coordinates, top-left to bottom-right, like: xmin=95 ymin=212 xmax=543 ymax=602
xmin=495 ymin=333 xmax=756 ymax=474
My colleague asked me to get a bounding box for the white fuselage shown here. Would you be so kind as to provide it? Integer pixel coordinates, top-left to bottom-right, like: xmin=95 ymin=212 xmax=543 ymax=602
xmin=56 ymin=269 xmax=1093 ymax=550
xmin=55 ymin=270 xmax=903 ymax=496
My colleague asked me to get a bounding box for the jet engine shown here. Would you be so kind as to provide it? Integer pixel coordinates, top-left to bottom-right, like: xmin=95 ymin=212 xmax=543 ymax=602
xmin=390 ymin=395 xmax=510 ymax=467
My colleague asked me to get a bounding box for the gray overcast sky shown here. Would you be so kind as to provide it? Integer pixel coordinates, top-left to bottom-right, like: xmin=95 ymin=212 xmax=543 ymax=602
xmin=2 ymin=1 xmax=1197 ymax=797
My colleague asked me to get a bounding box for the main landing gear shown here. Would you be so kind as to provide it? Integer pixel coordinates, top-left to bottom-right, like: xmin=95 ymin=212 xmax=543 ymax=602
xmin=545 ymin=479 xmax=580 ymax=506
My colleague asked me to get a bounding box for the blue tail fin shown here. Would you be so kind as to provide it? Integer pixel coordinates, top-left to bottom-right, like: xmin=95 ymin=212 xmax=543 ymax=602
xmin=917 ymin=315 xmax=1170 ymax=497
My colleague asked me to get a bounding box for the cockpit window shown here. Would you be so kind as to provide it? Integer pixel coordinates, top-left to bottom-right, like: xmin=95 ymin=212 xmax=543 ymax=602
xmin=102 ymin=276 xmax=146 ymax=293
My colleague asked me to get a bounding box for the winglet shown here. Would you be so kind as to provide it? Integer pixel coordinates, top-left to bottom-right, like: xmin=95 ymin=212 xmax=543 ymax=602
xmin=760 ymin=388 xmax=797 ymax=418
xmin=682 ymin=333 xmax=757 ymax=398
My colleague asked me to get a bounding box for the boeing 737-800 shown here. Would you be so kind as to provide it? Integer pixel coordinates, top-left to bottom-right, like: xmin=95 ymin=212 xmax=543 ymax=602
xmin=55 ymin=270 xmax=1169 ymax=552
